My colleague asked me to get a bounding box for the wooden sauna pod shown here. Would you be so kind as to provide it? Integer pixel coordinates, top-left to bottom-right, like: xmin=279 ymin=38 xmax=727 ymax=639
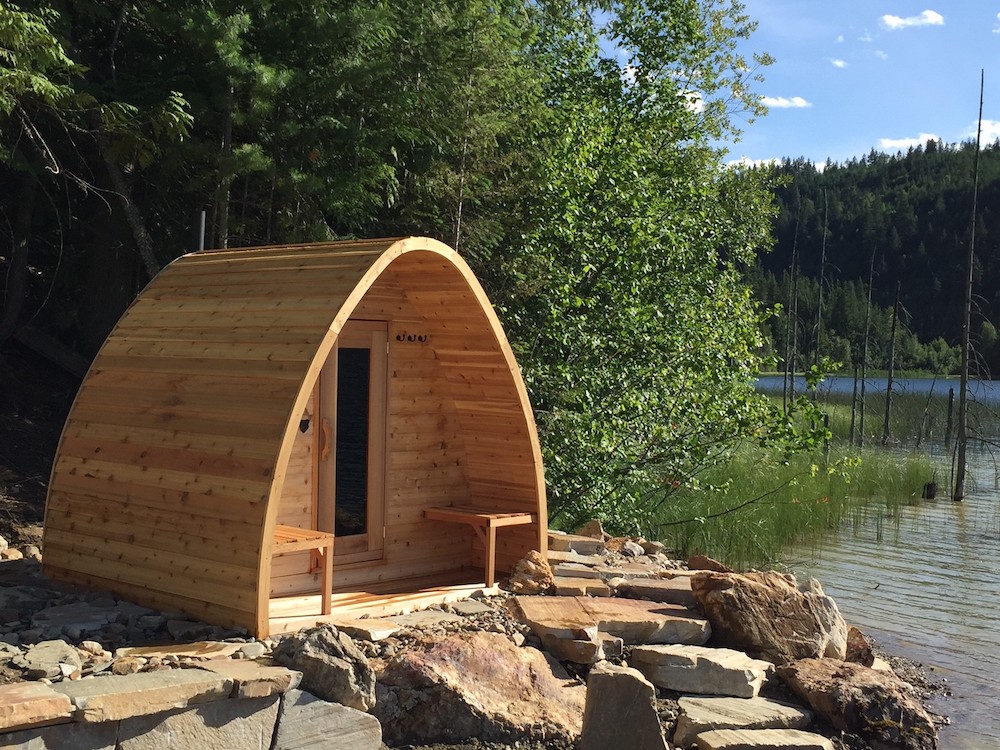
xmin=43 ymin=237 xmax=547 ymax=637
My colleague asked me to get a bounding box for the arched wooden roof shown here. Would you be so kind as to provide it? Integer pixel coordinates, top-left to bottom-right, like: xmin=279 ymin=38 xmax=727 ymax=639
xmin=43 ymin=237 xmax=546 ymax=636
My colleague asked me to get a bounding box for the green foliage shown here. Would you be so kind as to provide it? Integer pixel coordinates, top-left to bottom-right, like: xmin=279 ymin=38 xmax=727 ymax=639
xmin=758 ymin=144 xmax=1000 ymax=376
xmin=654 ymin=445 xmax=932 ymax=569
xmin=1 ymin=0 xmax=828 ymax=530
xmin=0 ymin=3 xmax=75 ymax=116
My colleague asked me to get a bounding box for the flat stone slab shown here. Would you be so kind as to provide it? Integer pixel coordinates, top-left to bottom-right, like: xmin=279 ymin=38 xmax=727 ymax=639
xmin=552 ymin=563 xmax=604 ymax=580
xmin=450 ymin=600 xmax=494 ymax=616
xmin=595 ymin=563 xmax=660 ymax=581
xmin=329 ymin=619 xmax=401 ymax=642
xmin=115 ymin=641 xmax=244 ymax=660
xmin=630 ymin=645 xmax=773 ymax=699
xmin=546 ymin=550 xmax=606 ymax=567
xmin=200 ymin=661 xmax=302 ymax=699
xmin=552 ymin=577 xmax=611 ymax=597
xmin=274 ymin=689 xmax=382 ymax=749
xmin=617 ymin=577 xmax=697 ymax=608
xmin=53 ymin=669 xmax=234 ymax=722
xmin=548 ymin=532 xmax=606 ymax=555
xmin=386 ymin=610 xmax=466 ymax=628
xmin=0 ymin=682 xmax=73 ymax=732
xmin=517 ymin=596 xmax=709 ymax=645
xmin=0 ymin=718 xmax=118 ymax=749
xmin=693 ymin=728 xmax=834 ymax=749
xmin=674 ymin=696 xmax=813 ymax=748
xmin=117 ymin=695 xmax=280 ymax=750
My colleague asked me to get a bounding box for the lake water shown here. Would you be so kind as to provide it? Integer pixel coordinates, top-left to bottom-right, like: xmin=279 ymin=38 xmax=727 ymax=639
xmin=763 ymin=376 xmax=1000 ymax=749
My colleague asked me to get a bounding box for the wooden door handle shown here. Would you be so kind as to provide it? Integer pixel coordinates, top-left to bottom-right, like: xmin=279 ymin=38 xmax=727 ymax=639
xmin=321 ymin=418 xmax=332 ymax=461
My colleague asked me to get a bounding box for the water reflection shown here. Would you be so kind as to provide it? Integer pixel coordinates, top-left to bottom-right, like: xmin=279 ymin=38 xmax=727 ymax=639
xmin=788 ymin=436 xmax=1000 ymax=750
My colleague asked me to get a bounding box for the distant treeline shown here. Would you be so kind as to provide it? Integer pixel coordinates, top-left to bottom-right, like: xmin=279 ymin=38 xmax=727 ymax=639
xmin=752 ymin=139 xmax=1000 ymax=376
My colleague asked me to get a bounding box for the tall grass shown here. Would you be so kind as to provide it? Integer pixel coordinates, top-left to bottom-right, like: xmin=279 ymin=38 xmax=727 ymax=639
xmin=650 ymin=445 xmax=934 ymax=570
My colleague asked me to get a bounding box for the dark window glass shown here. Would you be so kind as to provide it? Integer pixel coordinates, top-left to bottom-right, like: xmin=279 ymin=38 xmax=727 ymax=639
xmin=335 ymin=348 xmax=370 ymax=537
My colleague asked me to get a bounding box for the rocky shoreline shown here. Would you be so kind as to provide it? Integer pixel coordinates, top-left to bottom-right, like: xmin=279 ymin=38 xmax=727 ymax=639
xmin=0 ymin=526 xmax=946 ymax=750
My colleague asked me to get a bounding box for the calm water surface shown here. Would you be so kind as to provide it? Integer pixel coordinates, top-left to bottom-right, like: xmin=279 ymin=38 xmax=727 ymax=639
xmin=768 ymin=376 xmax=1000 ymax=750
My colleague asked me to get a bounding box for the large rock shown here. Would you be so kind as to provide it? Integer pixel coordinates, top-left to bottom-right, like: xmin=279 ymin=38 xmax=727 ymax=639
xmin=630 ymin=645 xmax=773 ymax=698
xmin=273 ymin=689 xmax=382 ymax=750
xmin=777 ymin=658 xmax=938 ymax=750
xmin=271 ymin=625 xmax=375 ymax=711
xmin=581 ymin=662 xmax=667 ymax=750
xmin=117 ymin=695 xmax=280 ymax=750
xmin=373 ymin=631 xmax=585 ymax=744
xmin=693 ymin=728 xmax=834 ymax=749
xmin=690 ymin=571 xmax=847 ymax=664
xmin=674 ymin=696 xmax=813 ymax=748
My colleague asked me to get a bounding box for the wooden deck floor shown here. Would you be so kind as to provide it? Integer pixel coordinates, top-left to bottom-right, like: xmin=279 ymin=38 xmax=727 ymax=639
xmin=268 ymin=567 xmax=497 ymax=635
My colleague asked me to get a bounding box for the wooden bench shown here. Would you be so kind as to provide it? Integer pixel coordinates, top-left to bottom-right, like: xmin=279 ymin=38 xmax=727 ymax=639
xmin=272 ymin=525 xmax=334 ymax=615
xmin=423 ymin=505 xmax=534 ymax=587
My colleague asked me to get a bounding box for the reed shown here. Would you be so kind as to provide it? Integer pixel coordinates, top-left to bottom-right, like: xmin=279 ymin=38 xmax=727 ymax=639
xmin=650 ymin=445 xmax=933 ymax=569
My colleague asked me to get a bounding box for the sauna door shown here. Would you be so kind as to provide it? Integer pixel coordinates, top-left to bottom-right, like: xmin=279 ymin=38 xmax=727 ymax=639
xmin=317 ymin=320 xmax=387 ymax=563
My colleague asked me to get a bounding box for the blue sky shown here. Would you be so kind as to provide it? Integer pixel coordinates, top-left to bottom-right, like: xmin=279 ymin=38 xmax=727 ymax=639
xmin=727 ymin=2 xmax=1000 ymax=166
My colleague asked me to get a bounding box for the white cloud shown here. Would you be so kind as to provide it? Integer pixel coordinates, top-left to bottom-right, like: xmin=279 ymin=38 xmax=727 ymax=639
xmin=878 ymin=132 xmax=941 ymax=150
xmin=881 ymin=10 xmax=944 ymax=31
xmin=993 ymin=12 xmax=1000 ymax=33
xmin=684 ymin=91 xmax=705 ymax=113
xmin=761 ymin=96 xmax=812 ymax=109
xmin=859 ymin=30 xmax=874 ymax=42
xmin=835 ymin=34 xmax=845 ymax=43
xmin=831 ymin=58 xmax=848 ymax=68
xmin=875 ymin=50 xmax=888 ymax=60
xmin=969 ymin=119 xmax=1000 ymax=142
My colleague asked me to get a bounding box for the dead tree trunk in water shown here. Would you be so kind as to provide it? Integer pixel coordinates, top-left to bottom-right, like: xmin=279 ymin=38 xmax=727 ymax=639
xmin=858 ymin=249 xmax=876 ymax=447
xmin=783 ymin=209 xmax=801 ymax=412
xmin=954 ymin=71 xmax=984 ymax=501
xmin=881 ymin=282 xmax=900 ymax=445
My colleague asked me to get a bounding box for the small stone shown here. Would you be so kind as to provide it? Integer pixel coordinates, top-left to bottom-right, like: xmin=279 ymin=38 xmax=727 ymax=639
xmin=507 ymin=550 xmax=555 ymax=594
xmin=239 ymin=641 xmax=269 ymax=659
xmin=15 ymin=640 xmax=83 ymax=680
xmin=0 ymin=535 xmax=8 ymax=552
xmin=621 ymin=540 xmax=646 ymax=557
xmin=510 ymin=632 xmax=526 ymax=647
xmin=688 ymin=555 xmax=733 ymax=573
xmin=1 ymin=549 xmax=25 ymax=561
xmin=641 ymin=540 xmax=666 ymax=555
xmin=78 ymin=640 xmax=105 ymax=656
xmin=137 ymin=615 xmax=166 ymax=630
xmin=553 ymin=562 xmax=605 ymax=579
xmin=574 ymin=519 xmax=607 ymax=539
xmin=112 ymin=657 xmax=147 ymax=675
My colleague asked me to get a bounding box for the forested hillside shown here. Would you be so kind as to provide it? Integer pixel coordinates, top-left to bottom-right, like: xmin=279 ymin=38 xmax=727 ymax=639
xmin=2 ymin=0 xmax=815 ymax=532
xmin=754 ymin=141 xmax=1000 ymax=375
